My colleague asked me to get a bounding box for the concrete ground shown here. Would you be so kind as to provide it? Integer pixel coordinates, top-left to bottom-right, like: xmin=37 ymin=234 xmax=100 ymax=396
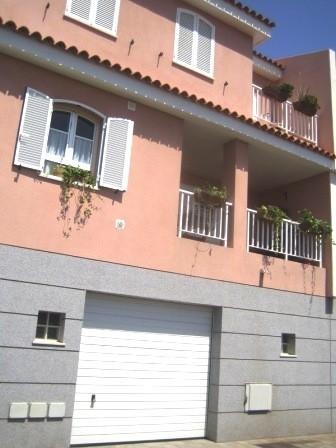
xmin=85 ymin=434 xmax=336 ymax=448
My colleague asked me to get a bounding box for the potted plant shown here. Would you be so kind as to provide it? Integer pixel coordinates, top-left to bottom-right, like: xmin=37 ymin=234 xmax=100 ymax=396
xmin=298 ymin=209 xmax=332 ymax=240
xmin=262 ymin=83 xmax=294 ymax=103
xmin=194 ymin=184 xmax=228 ymax=208
xmin=257 ymin=205 xmax=288 ymax=223
xmin=293 ymin=89 xmax=320 ymax=116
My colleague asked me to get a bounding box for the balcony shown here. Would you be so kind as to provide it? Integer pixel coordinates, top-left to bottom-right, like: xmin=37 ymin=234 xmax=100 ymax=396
xmin=247 ymin=209 xmax=322 ymax=266
xmin=178 ymin=188 xmax=232 ymax=246
xmin=252 ymin=84 xmax=318 ymax=144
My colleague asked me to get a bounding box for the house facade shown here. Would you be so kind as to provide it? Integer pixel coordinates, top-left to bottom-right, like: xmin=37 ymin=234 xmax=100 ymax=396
xmin=0 ymin=1 xmax=335 ymax=447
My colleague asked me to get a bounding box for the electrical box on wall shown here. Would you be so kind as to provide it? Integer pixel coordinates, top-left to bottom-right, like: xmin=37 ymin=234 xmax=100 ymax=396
xmin=245 ymin=383 xmax=272 ymax=412
xmin=9 ymin=402 xmax=29 ymax=419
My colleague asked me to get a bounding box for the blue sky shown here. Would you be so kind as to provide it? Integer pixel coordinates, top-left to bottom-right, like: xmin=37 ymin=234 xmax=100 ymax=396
xmin=244 ymin=0 xmax=336 ymax=59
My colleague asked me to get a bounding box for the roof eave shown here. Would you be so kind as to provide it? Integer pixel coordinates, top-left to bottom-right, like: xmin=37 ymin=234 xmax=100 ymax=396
xmin=184 ymin=0 xmax=273 ymax=44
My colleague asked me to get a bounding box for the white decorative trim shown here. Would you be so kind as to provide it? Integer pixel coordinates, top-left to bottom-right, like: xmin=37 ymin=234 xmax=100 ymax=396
xmin=0 ymin=28 xmax=332 ymax=171
xmin=253 ymin=55 xmax=283 ymax=81
xmin=184 ymin=0 xmax=272 ymax=45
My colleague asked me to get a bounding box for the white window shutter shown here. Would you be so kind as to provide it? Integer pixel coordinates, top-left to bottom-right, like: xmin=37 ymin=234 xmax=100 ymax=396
xmin=176 ymin=11 xmax=195 ymax=66
xmin=66 ymin=0 xmax=92 ymax=22
xmin=99 ymin=118 xmax=134 ymax=191
xmin=197 ymin=19 xmax=213 ymax=75
xmin=14 ymin=88 xmax=52 ymax=170
xmin=94 ymin=0 xmax=119 ymax=34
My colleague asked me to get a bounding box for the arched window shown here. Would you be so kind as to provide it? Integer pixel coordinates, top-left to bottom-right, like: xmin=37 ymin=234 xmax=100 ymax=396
xmin=14 ymin=88 xmax=134 ymax=191
xmin=44 ymin=106 xmax=99 ymax=174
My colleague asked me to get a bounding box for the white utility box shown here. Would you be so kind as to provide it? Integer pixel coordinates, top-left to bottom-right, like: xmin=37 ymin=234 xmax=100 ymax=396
xmin=29 ymin=402 xmax=48 ymax=418
xmin=9 ymin=402 xmax=29 ymax=419
xmin=245 ymin=383 xmax=272 ymax=412
xmin=48 ymin=402 xmax=66 ymax=418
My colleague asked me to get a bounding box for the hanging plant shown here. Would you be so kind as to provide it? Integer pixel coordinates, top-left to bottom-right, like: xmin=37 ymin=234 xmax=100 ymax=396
xmin=194 ymin=184 xmax=228 ymax=208
xmin=293 ymin=89 xmax=320 ymax=116
xmin=298 ymin=209 xmax=332 ymax=240
xmin=257 ymin=205 xmax=288 ymax=251
xmin=57 ymin=165 xmax=96 ymax=237
xmin=262 ymin=83 xmax=294 ymax=103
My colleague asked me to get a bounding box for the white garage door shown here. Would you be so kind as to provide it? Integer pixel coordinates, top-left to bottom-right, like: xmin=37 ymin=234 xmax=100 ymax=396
xmin=71 ymin=295 xmax=212 ymax=445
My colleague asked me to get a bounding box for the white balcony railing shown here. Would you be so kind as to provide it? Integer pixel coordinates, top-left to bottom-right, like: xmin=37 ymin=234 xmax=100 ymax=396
xmin=252 ymin=84 xmax=318 ymax=144
xmin=178 ymin=189 xmax=232 ymax=246
xmin=247 ymin=209 xmax=322 ymax=266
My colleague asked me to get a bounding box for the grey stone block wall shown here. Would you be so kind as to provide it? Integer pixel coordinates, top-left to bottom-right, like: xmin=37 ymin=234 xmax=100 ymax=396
xmin=0 ymin=244 xmax=335 ymax=446
xmin=0 ymin=275 xmax=85 ymax=448
xmin=208 ymin=303 xmax=334 ymax=442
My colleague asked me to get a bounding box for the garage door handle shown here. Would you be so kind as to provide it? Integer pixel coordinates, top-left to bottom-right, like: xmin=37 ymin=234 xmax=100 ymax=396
xmin=91 ymin=394 xmax=96 ymax=408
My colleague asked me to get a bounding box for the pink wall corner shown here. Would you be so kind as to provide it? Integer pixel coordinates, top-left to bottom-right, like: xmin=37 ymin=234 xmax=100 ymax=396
xmin=0 ymin=0 xmax=254 ymax=116
xmin=278 ymin=50 xmax=334 ymax=154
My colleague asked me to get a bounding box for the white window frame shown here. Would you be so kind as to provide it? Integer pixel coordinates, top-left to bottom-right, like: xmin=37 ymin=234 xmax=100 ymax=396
xmin=65 ymin=0 xmax=121 ymax=38
xmin=44 ymin=107 xmax=99 ymax=172
xmin=173 ymin=8 xmax=215 ymax=79
xmin=34 ymin=311 xmax=66 ymax=345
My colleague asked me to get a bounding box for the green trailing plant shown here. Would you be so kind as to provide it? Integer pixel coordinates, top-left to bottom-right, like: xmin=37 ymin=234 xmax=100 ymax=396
xmin=257 ymin=205 xmax=288 ymax=251
xmin=293 ymin=88 xmax=320 ymax=116
xmin=262 ymin=82 xmax=294 ymax=103
xmin=298 ymin=209 xmax=332 ymax=240
xmin=58 ymin=165 xmax=96 ymax=237
xmin=194 ymin=184 xmax=228 ymax=208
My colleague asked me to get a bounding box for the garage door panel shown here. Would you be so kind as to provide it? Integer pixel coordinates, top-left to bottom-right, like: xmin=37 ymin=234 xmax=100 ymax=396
xmin=77 ymin=350 xmax=210 ymax=364
xmin=84 ymin=316 xmax=211 ymax=337
xmin=75 ymin=376 xmax=208 ymax=387
xmin=73 ymin=398 xmax=207 ymax=409
xmin=73 ymin=392 xmax=208 ymax=403
xmin=79 ymin=335 xmax=210 ymax=351
xmin=74 ymin=384 xmax=208 ymax=395
xmin=72 ymin=422 xmax=205 ymax=436
xmin=72 ymin=415 xmax=206 ymax=427
xmin=85 ymin=299 xmax=211 ymax=324
xmin=72 ymin=429 xmax=205 ymax=445
xmin=81 ymin=329 xmax=211 ymax=346
xmin=77 ymin=370 xmax=209 ymax=381
xmin=72 ymin=407 xmax=207 ymax=418
xmin=77 ymin=359 xmax=209 ymax=373
xmin=71 ymin=296 xmax=212 ymax=445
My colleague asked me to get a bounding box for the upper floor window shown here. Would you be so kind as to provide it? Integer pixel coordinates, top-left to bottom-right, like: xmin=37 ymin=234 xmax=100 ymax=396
xmin=65 ymin=0 xmax=121 ymax=37
xmin=174 ymin=9 xmax=215 ymax=78
xmin=14 ymin=88 xmax=134 ymax=191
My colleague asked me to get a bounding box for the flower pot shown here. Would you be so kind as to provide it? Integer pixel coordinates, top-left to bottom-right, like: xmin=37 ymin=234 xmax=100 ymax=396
xmin=293 ymin=100 xmax=318 ymax=117
xmin=262 ymin=85 xmax=288 ymax=103
xmin=194 ymin=191 xmax=226 ymax=208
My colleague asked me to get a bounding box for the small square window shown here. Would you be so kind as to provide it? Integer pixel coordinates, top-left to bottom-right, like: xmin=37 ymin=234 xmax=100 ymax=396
xmin=281 ymin=333 xmax=296 ymax=356
xmin=35 ymin=311 xmax=65 ymax=342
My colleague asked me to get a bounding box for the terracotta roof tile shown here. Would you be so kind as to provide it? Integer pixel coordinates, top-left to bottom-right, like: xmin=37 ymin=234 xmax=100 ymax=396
xmin=0 ymin=18 xmax=333 ymax=161
xmin=224 ymin=0 xmax=275 ymax=27
xmin=253 ymin=50 xmax=284 ymax=70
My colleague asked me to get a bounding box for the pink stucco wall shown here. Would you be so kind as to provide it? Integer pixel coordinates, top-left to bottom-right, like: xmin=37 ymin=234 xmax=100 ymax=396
xmin=0 ymin=0 xmax=253 ymax=116
xmin=0 ymin=54 xmax=327 ymax=297
xmin=278 ymin=51 xmax=334 ymax=155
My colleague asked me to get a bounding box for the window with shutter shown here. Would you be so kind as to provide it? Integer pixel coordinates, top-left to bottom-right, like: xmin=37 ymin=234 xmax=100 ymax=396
xmin=65 ymin=0 xmax=121 ymax=37
xmin=174 ymin=9 xmax=215 ymax=78
xmin=14 ymin=88 xmax=53 ymax=170
xmin=14 ymin=88 xmax=134 ymax=192
xmin=99 ymin=118 xmax=134 ymax=191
